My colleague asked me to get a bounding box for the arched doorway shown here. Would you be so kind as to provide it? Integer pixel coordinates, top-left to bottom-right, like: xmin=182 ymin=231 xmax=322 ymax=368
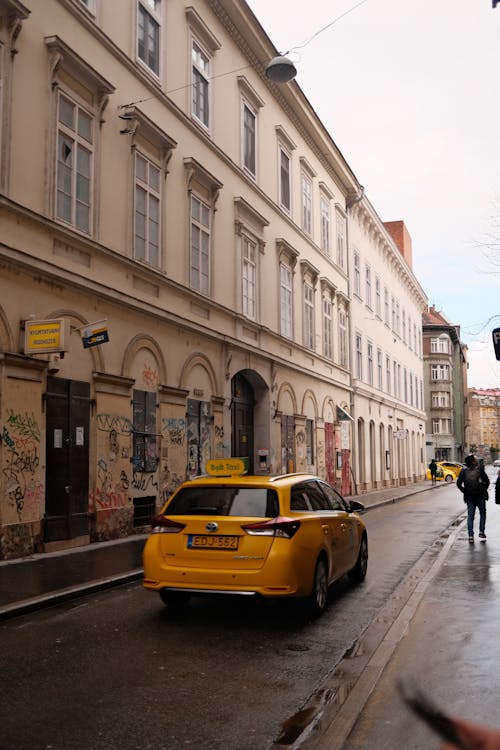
xmin=231 ymin=372 xmax=255 ymax=473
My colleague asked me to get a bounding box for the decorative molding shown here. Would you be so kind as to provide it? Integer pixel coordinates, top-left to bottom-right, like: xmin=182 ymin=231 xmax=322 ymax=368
xmin=185 ymin=6 xmax=221 ymax=52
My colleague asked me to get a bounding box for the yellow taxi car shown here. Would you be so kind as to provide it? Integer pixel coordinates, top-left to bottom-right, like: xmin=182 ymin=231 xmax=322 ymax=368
xmin=143 ymin=460 xmax=368 ymax=618
xmin=426 ymin=461 xmax=465 ymax=483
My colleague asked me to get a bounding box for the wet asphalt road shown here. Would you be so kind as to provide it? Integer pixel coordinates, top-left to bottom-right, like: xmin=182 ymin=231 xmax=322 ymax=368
xmin=343 ymin=468 xmax=500 ymax=750
xmin=0 ymin=485 xmax=467 ymax=750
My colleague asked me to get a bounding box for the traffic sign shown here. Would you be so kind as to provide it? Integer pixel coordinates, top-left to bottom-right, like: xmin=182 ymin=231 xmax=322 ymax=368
xmin=492 ymin=327 xmax=500 ymax=361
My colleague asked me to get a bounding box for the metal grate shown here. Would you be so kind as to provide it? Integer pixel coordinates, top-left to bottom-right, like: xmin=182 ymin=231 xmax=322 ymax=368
xmin=133 ymin=496 xmax=156 ymax=528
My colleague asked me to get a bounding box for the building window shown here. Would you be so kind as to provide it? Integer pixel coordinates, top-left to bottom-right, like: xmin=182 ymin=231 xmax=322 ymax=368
xmin=431 ymin=364 xmax=450 ymax=381
xmin=56 ymin=92 xmax=93 ymax=234
xmin=306 ymin=419 xmax=314 ymax=464
xmin=355 ymin=333 xmax=363 ymax=380
xmin=367 ymin=341 xmax=374 ymax=386
xmin=280 ymin=263 xmax=293 ymax=339
xmin=323 ymin=296 xmax=333 ymax=360
xmin=320 ymin=194 xmax=330 ymax=254
xmin=403 ymin=368 xmax=408 ymax=402
xmin=384 ymin=287 xmax=390 ymax=326
xmin=279 ymin=146 xmax=291 ymax=212
xmin=431 ymin=336 xmax=450 ymax=354
xmin=301 ymin=172 xmax=313 ymax=236
xmin=432 ymin=391 xmax=450 ymax=407
xmin=375 ymin=276 xmax=381 ymax=317
xmin=365 ymin=265 xmax=372 ymax=308
xmin=377 ymin=348 xmax=383 ymax=390
xmin=242 ymin=235 xmax=257 ymax=319
xmin=433 ymin=418 xmax=451 ymax=434
xmin=395 ymin=301 xmax=401 ymax=336
xmin=134 ymin=152 xmax=160 ymax=267
xmin=338 ymin=308 xmax=347 ymax=367
xmin=132 ymin=389 xmax=158 ymax=473
xmin=138 ymin=0 xmax=160 ymax=76
xmin=413 ymin=323 xmax=417 ymax=353
xmin=242 ymin=102 xmax=256 ymax=176
xmin=303 ymin=282 xmax=315 ymax=350
xmin=386 ymin=355 xmax=391 ymax=395
xmin=353 ymin=252 xmax=361 ymax=296
xmin=336 ymin=211 xmax=346 ymax=269
xmin=408 ymin=316 xmax=412 ymax=350
xmin=190 ymin=194 xmax=210 ymax=295
xmin=410 ymin=372 xmax=414 ymax=405
xmin=192 ymin=40 xmax=210 ymax=128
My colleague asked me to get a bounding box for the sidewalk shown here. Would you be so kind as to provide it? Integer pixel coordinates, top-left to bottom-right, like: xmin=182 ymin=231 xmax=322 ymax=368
xmin=0 ymin=478 xmax=442 ymax=621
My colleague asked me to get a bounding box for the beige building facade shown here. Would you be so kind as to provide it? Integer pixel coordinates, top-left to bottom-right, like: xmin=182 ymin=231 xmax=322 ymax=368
xmin=0 ymin=0 xmax=430 ymax=560
xmin=468 ymin=388 xmax=500 ymax=462
xmin=348 ymin=209 xmax=427 ymax=492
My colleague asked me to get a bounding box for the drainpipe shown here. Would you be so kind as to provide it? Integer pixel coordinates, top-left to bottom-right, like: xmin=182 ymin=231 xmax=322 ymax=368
xmin=344 ymin=186 xmax=364 ymax=495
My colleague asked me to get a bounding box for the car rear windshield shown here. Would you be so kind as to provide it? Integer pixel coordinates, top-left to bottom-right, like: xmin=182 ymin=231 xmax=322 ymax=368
xmin=165 ymin=486 xmax=279 ymax=517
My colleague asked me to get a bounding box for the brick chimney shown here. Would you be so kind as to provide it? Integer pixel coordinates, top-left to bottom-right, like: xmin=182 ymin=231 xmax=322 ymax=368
xmin=384 ymin=220 xmax=413 ymax=269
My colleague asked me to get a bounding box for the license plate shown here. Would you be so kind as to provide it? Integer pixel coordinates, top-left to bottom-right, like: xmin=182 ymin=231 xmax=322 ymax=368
xmin=188 ymin=534 xmax=239 ymax=550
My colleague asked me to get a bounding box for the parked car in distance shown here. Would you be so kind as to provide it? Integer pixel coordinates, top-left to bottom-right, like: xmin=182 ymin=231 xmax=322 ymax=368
xmin=143 ymin=460 xmax=368 ymax=618
xmin=426 ymin=461 xmax=465 ymax=483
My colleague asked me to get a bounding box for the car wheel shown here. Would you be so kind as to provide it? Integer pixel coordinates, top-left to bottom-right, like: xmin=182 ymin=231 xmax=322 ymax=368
xmin=307 ymin=558 xmax=328 ymax=618
xmin=444 ymin=474 xmax=453 ymax=483
xmin=348 ymin=535 xmax=368 ymax=583
xmin=159 ymin=589 xmax=190 ymax=608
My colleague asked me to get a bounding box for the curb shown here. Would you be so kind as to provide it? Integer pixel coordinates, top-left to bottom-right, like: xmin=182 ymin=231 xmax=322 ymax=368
xmin=0 ymin=569 xmax=143 ymax=622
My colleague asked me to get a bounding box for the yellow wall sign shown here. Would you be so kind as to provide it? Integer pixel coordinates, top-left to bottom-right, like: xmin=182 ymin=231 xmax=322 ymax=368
xmin=24 ymin=319 xmax=68 ymax=354
xmin=206 ymin=458 xmax=247 ymax=476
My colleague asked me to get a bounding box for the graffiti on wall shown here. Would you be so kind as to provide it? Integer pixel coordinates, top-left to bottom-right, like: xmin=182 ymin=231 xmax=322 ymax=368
xmin=92 ymin=413 xmax=133 ymax=510
xmin=1 ymin=410 xmax=43 ymax=521
xmin=142 ymin=363 xmax=159 ymax=389
xmin=161 ymin=417 xmax=186 ymax=447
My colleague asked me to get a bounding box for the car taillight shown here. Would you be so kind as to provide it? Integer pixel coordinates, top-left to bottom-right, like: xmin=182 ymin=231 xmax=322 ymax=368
xmin=150 ymin=515 xmax=185 ymax=534
xmin=241 ymin=516 xmax=301 ymax=539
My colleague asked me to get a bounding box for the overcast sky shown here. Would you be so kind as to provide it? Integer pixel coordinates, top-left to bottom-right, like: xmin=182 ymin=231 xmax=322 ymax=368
xmin=247 ymin=0 xmax=500 ymax=388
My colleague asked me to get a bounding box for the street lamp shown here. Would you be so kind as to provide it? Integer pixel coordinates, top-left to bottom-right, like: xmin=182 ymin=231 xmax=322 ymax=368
xmin=265 ymin=55 xmax=297 ymax=83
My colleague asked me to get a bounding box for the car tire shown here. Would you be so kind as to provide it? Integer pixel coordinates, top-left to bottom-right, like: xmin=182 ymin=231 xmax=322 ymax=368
xmin=348 ymin=535 xmax=368 ymax=584
xmin=444 ymin=474 xmax=453 ymax=483
xmin=159 ymin=589 xmax=190 ymax=609
xmin=307 ymin=558 xmax=328 ymax=618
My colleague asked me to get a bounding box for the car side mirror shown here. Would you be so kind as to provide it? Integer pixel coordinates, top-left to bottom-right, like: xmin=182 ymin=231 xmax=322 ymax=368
xmin=349 ymin=500 xmax=365 ymax=513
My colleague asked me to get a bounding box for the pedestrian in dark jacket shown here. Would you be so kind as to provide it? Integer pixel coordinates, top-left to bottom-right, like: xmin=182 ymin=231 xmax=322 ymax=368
xmin=429 ymin=459 xmax=438 ymax=484
xmin=456 ymin=454 xmax=490 ymax=544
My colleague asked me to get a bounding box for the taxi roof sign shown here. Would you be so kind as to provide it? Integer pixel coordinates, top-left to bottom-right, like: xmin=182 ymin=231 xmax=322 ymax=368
xmin=206 ymin=458 xmax=247 ymax=476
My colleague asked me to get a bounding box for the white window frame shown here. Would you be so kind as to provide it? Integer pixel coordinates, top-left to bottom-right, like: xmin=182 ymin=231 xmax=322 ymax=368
xmin=365 ymin=264 xmax=372 ymax=308
xmin=432 ymin=391 xmax=450 ymax=407
xmin=320 ymin=193 xmax=331 ymax=254
xmin=338 ymin=307 xmax=347 ymax=368
xmin=56 ymin=90 xmax=94 ymax=235
xmin=301 ymin=171 xmax=313 ymax=236
xmin=355 ymin=332 xmax=363 ymax=380
xmin=303 ymin=281 xmax=315 ymax=350
xmin=190 ymin=193 xmax=211 ymax=295
xmin=137 ymin=0 xmax=161 ymax=77
xmin=191 ymin=38 xmax=211 ymax=129
xmin=280 ymin=262 xmax=293 ymax=339
xmin=402 ymin=309 xmax=407 ymax=343
xmin=377 ymin=348 xmax=383 ymax=390
xmin=386 ymin=355 xmax=391 ymax=395
xmin=323 ymin=296 xmax=333 ymax=360
xmin=431 ymin=336 xmax=450 ymax=354
xmin=384 ymin=287 xmax=390 ymax=326
xmin=134 ymin=150 xmax=161 ymax=268
xmin=353 ymin=252 xmax=361 ymax=296
xmin=367 ymin=341 xmax=374 ymax=386
xmin=431 ymin=364 xmax=450 ymax=381
xmin=242 ymin=100 xmax=257 ymax=177
xmin=279 ymin=145 xmax=291 ymax=213
xmin=375 ymin=276 xmax=381 ymax=317
xmin=336 ymin=210 xmax=346 ymax=270
xmin=242 ymin=234 xmax=257 ymax=320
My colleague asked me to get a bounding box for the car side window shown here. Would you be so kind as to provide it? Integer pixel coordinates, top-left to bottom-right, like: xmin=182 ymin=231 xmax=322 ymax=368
xmin=290 ymin=487 xmax=310 ymax=511
xmin=319 ymin=481 xmax=347 ymax=511
xmin=303 ymin=481 xmax=332 ymax=511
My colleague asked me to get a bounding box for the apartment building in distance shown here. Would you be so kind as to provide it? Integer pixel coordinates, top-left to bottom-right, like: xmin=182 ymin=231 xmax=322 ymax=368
xmin=0 ymin=0 xmax=426 ymax=559
xmin=348 ymin=215 xmax=427 ymax=491
xmin=468 ymin=388 xmax=500 ymax=463
xmin=422 ymin=306 xmax=468 ymax=462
